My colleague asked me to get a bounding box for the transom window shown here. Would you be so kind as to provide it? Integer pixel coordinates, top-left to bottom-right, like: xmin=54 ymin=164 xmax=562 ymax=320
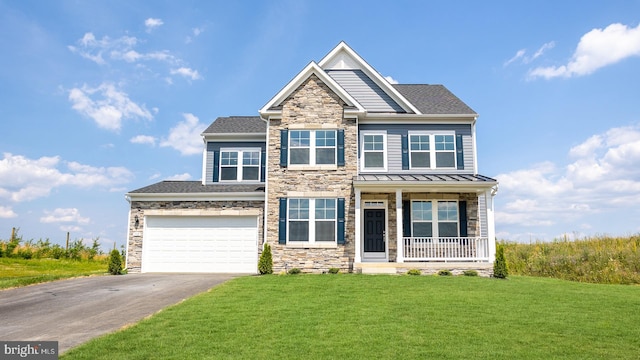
xmin=289 ymin=130 xmax=336 ymax=165
xmin=409 ymin=133 xmax=456 ymax=169
xmin=411 ymin=200 xmax=459 ymax=238
xmin=289 ymin=198 xmax=336 ymax=242
xmin=361 ymin=132 xmax=386 ymax=170
xmin=220 ymin=149 xmax=260 ymax=181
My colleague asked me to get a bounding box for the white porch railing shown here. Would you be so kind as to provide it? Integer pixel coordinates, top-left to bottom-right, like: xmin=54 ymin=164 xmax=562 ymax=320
xmin=403 ymin=237 xmax=490 ymax=262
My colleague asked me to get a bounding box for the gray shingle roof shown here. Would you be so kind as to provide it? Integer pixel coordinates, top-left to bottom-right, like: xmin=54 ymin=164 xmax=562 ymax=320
xmin=393 ymin=84 xmax=477 ymax=115
xmin=202 ymin=116 xmax=266 ymax=135
xmin=128 ymin=181 xmax=265 ymax=194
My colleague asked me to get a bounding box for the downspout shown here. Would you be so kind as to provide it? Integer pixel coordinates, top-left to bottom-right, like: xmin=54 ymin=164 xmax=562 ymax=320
xmin=124 ymin=194 xmax=132 ymax=270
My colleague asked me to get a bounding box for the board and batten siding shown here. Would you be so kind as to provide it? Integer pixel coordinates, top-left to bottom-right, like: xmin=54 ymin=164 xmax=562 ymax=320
xmin=326 ymin=69 xmax=405 ymax=113
xmin=204 ymin=141 xmax=267 ymax=184
xmin=359 ymin=123 xmax=474 ymax=174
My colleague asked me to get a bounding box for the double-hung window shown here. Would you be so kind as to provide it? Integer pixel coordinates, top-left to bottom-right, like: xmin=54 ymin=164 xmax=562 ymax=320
xmin=361 ymin=132 xmax=386 ymax=170
xmin=288 ymin=198 xmax=336 ymax=243
xmin=289 ymin=130 xmax=336 ymax=166
xmin=411 ymin=200 xmax=459 ymax=238
xmin=409 ymin=132 xmax=456 ymax=169
xmin=219 ymin=148 xmax=261 ymax=181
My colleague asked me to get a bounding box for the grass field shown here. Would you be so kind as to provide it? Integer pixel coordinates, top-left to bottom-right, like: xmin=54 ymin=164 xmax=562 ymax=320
xmin=0 ymin=258 xmax=107 ymax=289
xmin=62 ymin=275 xmax=640 ymax=359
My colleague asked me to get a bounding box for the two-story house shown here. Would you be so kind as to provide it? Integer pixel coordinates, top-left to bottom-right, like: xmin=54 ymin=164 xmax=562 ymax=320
xmin=125 ymin=42 xmax=498 ymax=275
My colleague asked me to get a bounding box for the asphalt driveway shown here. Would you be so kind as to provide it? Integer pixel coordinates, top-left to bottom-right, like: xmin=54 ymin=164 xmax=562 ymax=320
xmin=0 ymin=273 xmax=239 ymax=354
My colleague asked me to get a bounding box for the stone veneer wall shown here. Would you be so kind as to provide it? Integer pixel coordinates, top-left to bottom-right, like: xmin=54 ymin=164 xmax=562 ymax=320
xmin=267 ymin=74 xmax=357 ymax=273
xmin=127 ymin=200 xmax=264 ymax=273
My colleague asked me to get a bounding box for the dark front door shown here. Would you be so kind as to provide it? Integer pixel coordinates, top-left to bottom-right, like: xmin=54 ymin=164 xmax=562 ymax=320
xmin=364 ymin=209 xmax=385 ymax=252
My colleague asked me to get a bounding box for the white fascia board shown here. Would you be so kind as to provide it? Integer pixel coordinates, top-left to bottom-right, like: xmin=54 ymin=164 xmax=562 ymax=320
xmin=359 ymin=114 xmax=477 ymax=124
xmin=127 ymin=192 xmax=266 ymax=202
xmin=318 ymin=42 xmax=422 ymax=115
xmin=259 ymin=61 xmax=365 ymax=115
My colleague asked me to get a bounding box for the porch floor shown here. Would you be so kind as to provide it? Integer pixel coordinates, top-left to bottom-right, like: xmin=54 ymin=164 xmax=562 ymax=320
xmin=355 ymin=261 xmax=494 ymax=276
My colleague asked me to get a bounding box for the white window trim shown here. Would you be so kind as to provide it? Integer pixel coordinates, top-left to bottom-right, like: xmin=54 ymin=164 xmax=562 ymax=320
xmin=288 ymin=129 xmax=337 ymax=167
xmin=360 ymin=131 xmax=387 ymax=172
xmin=410 ymin=200 xmax=459 ymax=240
xmin=287 ymin=198 xmax=337 ymax=245
xmin=219 ymin=147 xmax=261 ymax=182
xmin=408 ymin=131 xmax=457 ymax=170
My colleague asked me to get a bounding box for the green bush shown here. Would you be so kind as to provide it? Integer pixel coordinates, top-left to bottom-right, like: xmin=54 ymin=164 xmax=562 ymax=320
xmin=287 ymin=268 xmax=301 ymax=275
xmin=328 ymin=267 xmax=340 ymax=274
xmin=407 ymin=269 xmax=421 ymax=276
xmin=494 ymin=244 xmax=508 ymax=279
xmin=437 ymin=269 xmax=452 ymax=276
xmin=258 ymin=243 xmax=273 ymax=275
xmin=463 ymin=270 xmax=479 ymax=277
xmin=108 ymin=249 xmax=124 ymax=275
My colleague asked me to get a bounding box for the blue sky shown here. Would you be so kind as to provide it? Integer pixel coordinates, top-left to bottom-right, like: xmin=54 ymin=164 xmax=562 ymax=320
xmin=1 ymin=0 xmax=640 ymax=250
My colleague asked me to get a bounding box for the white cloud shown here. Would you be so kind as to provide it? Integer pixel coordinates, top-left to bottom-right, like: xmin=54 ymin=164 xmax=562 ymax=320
xmin=384 ymin=75 xmax=398 ymax=84
xmin=504 ymin=42 xmax=555 ymax=67
xmin=165 ymin=173 xmax=192 ymax=181
xmin=68 ymin=82 xmax=153 ymax=131
xmin=68 ymin=32 xmax=138 ymax=65
xmin=130 ymin=135 xmax=157 ymax=146
xmin=0 ymin=206 xmax=17 ymax=218
xmin=529 ymin=23 xmax=640 ymax=79
xmin=145 ymin=18 xmax=164 ymax=33
xmin=41 ymin=208 xmax=90 ymax=224
xmin=159 ymin=113 xmax=207 ymax=155
xmin=186 ymin=26 xmax=205 ymax=44
xmin=496 ymin=124 xmax=640 ymax=235
xmin=170 ymin=67 xmax=202 ymax=80
xmin=0 ymin=153 xmax=134 ymax=202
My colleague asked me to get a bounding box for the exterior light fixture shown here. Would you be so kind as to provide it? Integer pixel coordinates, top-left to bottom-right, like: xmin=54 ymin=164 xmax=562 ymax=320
xmin=134 ymin=215 xmax=140 ymax=229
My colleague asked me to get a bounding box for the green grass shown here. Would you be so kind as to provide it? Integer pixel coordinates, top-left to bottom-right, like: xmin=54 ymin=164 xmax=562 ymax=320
xmin=0 ymin=257 xmax=107 ymax=289
xmin=62 ymin=275 xmax=640 ymax=359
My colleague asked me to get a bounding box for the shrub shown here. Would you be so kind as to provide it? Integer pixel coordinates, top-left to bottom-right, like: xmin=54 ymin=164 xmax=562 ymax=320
xmin=438 ymin=269 xmax=452 ymax=276
xmin=258 ymin=243 xmax=273 ymax=275
xmin=108 ymin=249 xmax=124 ymax=275
xmin=494 ymin=244 xmax=508 ymax=279
xmin=328 ymin=267 xmax=340 ymax=274
xmin=407 ymin=269 xmax=421 ymax=276
xmin=463 ymin=270 xmax=479 ymax=277
xmin=287 ymin=268 xmax=301 ymax=275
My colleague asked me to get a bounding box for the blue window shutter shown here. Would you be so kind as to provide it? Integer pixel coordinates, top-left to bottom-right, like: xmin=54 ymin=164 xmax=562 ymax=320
xmin=260 ymin=149 xmax=266 ymax=182
xmin=402 ymin=200 xmax=411 ymax=237
xmin=337 ymin=198 xmax=345 ymax=244
xmin=401 ymin=134 xmax=409 ymax=170
xmin=280 ymin=129 xmax=288 ymax=167
xmin=456 ymin=134 xmax=464 ymax=170
xmin=459 ymin=201 xmax=468 ymax=237
xmin=337 ymin=129 xmax=345 ymax=166
xmin=279 ymin=198 xmax=287 ymax=244
xmin=213 ymin=150 xmax=220 ymax=182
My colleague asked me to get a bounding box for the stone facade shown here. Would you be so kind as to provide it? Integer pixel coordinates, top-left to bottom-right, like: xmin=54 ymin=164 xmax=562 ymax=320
xmin=126 ymin=200 xmax=264 ymax=273
xmin=266 ymin=74 xmax=358 ymax=273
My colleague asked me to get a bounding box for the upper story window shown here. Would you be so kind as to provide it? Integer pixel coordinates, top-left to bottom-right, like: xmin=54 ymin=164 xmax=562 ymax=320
xmin=219 ymin=148 xmax=260 ymax=181
xmin=409 ymin=132 xmax=456 ymax=169
xmin=289 ymin=130 xmax=337 ymax=166
xmin=361 ymin=132 xmax=386 ymax=171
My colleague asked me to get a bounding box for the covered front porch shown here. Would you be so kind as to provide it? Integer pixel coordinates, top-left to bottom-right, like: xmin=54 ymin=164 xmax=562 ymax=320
xmin=352 ymin=174 xmax=498 ymax=273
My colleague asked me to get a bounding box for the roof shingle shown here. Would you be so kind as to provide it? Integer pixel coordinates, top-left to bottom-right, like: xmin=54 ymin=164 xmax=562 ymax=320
xmin=393 ymin=84 xmax=477 ymax=115
xmin=202 ymin=116 xmax=266 ymax=135
xmin=128 ymin=181 xmax=265 ymax=194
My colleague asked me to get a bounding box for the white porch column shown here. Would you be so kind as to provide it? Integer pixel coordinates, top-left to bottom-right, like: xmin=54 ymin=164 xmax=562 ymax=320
xmin=395 ymin=189 xmax=404 ymax=263
xmin=354 ymin=188 xmax=361 ymax=263
xmin=485 ymin=188 xmax=497 ymax=262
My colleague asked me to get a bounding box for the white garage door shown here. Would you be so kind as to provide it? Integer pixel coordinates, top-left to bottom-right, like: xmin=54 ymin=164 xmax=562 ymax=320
xmin=142 ymin=216 xmax=258 ymax=273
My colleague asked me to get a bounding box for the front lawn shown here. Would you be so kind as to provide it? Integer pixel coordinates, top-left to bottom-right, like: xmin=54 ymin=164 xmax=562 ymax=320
xmin=62 ymin=275 xmax=640 ymax=359
xmin=0 ymin=258 xmax=107 ymax=289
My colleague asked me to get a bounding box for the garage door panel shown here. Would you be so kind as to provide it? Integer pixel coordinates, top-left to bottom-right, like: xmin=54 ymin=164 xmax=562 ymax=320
xmin=142 ymin=216 xmax=258 ymax=273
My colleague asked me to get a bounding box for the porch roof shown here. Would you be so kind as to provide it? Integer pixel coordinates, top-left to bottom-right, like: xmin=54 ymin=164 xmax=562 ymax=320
xmin=353 ymin=173 xmax=498 ymax=193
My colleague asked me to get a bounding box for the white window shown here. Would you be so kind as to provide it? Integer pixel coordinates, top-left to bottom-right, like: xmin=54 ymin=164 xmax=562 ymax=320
xmin=289 ymin=130 xmax=337 ymax=166
xmin=361 ymin=132 xmax=386 ymax=171
xmin=288 ymin=198 xmax=336 ymax=243
xmin=411 ymin=200 xmax=458 ymax=238
xmin=409 ymin=132 xmax=456 ymax=169
xmin=219 ymin=148 xmax=261 ymax=182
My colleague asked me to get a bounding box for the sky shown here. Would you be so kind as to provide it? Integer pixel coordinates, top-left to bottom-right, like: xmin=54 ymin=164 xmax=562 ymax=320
xmin=1 ymin=0 xmax=640 ymax=250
